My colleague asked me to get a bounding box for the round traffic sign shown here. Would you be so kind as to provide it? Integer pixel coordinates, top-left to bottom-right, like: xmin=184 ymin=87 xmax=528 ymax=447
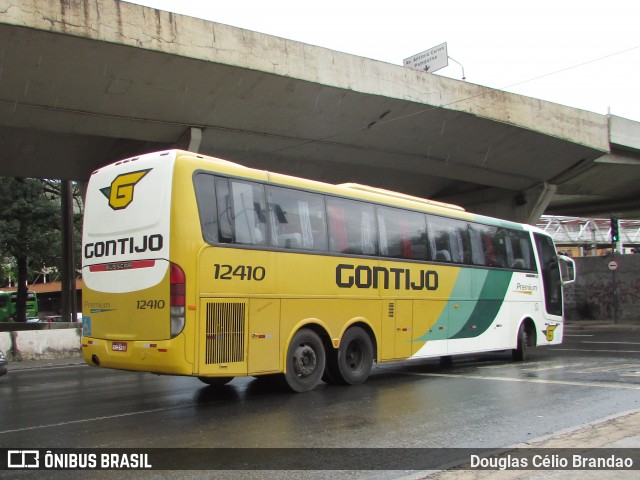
xmin=608 ymin=260 xmax=618 ymax=271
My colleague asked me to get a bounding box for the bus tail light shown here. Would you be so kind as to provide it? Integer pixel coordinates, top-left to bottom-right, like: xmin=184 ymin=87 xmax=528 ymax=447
xmin=170 ymin=262 xmax=186 ymax=338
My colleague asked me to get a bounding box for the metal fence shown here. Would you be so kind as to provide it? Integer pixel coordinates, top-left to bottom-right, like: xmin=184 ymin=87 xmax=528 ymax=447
xmin=537 ymin=216 xmax=640 ymax=247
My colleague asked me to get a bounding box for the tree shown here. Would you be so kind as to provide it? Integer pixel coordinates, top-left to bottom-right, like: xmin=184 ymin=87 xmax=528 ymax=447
xmin=0 ymin=178 xmax=61 ymax=321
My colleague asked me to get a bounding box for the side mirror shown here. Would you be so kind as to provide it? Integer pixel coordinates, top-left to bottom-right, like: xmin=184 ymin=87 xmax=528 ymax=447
xmin=558 ymin=255 xmax=576 ymax=285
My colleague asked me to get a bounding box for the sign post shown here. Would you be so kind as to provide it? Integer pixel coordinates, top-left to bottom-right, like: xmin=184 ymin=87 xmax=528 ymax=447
xmin=403 ymin=43 xmax=448 ymax=74
xmin=608 ymin=257 xmax=619 ymax=323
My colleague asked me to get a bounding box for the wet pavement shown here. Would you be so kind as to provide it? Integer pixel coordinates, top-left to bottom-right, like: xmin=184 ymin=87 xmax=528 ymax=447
xmin=3 ymin=319 xmax=639 ymax=478
xmin=403 ymin=408 xmax=640 ymax=479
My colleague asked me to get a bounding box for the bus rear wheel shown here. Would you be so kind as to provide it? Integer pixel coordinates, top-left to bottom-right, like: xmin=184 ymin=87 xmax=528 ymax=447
xmin=198 ymin=376 xmax=234 ymax=386
xmin=325 ymin=326 xmax=373 ymax=385
xmin=284 ymin=328 xmax=326 ymax=392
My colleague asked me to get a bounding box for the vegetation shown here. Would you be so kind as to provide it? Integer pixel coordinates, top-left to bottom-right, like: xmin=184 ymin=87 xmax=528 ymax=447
xmin=0 ymin=178 xmax=82 ymax=321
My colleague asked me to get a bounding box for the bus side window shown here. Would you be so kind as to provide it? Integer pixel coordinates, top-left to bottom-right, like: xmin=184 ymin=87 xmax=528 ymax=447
xmin=454 ymin=222 xmax=470 ymax=264
xmin=506 ymin=231 xmax=534 ymax=270
xmin=480 ymin=228 xmax=506 ymax=268
xmin=327 ymin=197 xmax=377 ymax=256
xmin=519 ymin=235 xmax=534 ymax=270
xmin=193 ymin=173 xmax=219 ymax=243
xmin=377 ymin=206 xmax=427 ymax=260
xmin=215 ymin=177 xmax=233 ymax=243
xmin=230 ymin=180 xmax=267 ymax=246
xmin=427 ymin=216 xmax=467 ymax=264
xmin=427 ymin=216 xmax=449 ymax=262
xmin=266 ymin=186 xmax=327 ymax=251
xmin=468 ymin=225 xmax=486 ymax=265
xmin=493 ymin=230 xmax=508 ymax=268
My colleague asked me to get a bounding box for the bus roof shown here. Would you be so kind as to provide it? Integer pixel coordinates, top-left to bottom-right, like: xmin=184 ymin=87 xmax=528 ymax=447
xmin=170 ymin=150 xmax=532 ymax=229
xmin=338 ymin=183 xmax=465 ymax=212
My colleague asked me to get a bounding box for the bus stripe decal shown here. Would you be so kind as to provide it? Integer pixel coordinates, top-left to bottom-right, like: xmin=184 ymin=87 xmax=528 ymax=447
xmin=450 ymin=270 xmax=513 ymax=339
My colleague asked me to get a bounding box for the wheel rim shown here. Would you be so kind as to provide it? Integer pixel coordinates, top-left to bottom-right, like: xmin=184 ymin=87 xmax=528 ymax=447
xmin=292 ymin=343 xmax=317 ymax=378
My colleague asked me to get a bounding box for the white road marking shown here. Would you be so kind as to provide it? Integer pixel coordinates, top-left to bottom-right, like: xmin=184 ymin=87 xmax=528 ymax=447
xmin=478 ymin=362 xmax=538 ymax=370
xmin=405 ymin=372 xmax=640 ymax=390
xmin=478 ymin=361 xmax=592 ymax=372
xmin=521 ymin=362 xmax=591 ymax=372
xmin=553 ymin=348 xmax=640 ymax=353
xmin=0 ymin=402 xmax=210 ymax=435
xmin=569 ymin=363 xmax=640 ymax=373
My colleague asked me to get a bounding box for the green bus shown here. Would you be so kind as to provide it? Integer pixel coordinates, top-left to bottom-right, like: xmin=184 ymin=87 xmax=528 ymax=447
xmin=0 ymin=291 xmax=38 ymax=322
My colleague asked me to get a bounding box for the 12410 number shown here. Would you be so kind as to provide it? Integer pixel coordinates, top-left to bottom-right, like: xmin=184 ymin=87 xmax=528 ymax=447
xmin=214 ymin=264 xmax=266 ymax=281
xmin=136 ymin=300 xmax=165 ymax=309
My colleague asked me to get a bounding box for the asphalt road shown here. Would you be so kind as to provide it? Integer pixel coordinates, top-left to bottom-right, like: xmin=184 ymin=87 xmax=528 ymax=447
xmin=1 ymin=322 xmax=639 ymax=478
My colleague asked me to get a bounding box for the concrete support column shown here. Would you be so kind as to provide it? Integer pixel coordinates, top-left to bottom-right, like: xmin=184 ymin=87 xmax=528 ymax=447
xmin=524 ymin=182 xmax=557 ymax=224
xmin=449 ymin=183 xmax=558 ymax=224
xmin=60 ymin=180 xmax=78 ymax=323
xmin=176 ymin=127 xmax=203 ymax=152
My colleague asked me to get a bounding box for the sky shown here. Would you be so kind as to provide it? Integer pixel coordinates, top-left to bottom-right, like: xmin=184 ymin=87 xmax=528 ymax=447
xmin=126 ymin=0 xmax=640 ymax=122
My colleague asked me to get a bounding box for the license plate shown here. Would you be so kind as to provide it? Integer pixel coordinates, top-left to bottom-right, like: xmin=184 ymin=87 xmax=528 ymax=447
xmin=112 ymin=341 xmax=128 ymax=352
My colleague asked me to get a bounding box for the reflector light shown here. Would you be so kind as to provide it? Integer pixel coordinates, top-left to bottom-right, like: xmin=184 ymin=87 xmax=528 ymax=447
xmin=170 ymin=263 xmax=186 ymax=338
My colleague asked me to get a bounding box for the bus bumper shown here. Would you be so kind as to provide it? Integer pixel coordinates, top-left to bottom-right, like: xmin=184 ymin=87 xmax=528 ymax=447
xmin=81 ymin=335 xmax=193 ymax=375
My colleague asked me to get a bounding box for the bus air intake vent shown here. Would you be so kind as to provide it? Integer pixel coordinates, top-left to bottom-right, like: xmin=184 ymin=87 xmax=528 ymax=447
xmin=205 ymin=302 xmax=246 ymax=364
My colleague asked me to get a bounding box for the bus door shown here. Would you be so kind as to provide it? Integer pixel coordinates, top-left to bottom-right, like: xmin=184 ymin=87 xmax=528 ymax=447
xmin=247 ymin=299 xmax=280 ymax=375
xmin=381 ymin=300 xmax=413 ymax=360
xmin=533 ymin=234 xmax=563 ymax=319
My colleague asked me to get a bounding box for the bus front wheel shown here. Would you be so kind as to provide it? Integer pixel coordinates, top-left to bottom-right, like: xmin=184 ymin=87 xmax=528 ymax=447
xmin=512 ymin=323 xmax=528 ymax=361
xmin=284 ymin=328 xmax=326 ymax=392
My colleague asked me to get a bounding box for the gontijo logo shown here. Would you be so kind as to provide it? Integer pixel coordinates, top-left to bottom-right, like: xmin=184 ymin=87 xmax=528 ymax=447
xmin=100 ymin=169 xmax=151 ymax=210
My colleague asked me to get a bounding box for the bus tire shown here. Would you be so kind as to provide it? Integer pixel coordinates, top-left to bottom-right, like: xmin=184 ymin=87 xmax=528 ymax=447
xmin=512 ymin=323 xmax=528 ymax=361
xmin=198 ymin=376 xmax=234 ymax=386
xmin=322 ymin=348 xmax=342 ymax=385
xmin=440 ymin=355 xmax=453 ymax=368
xmin=284 ymin=328 xmax=326 ymax=392
xmin=336 ymin=326 xmax=373 ymax=385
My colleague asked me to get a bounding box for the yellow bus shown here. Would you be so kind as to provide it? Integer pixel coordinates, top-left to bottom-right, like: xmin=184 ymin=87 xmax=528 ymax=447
xmin=81 ymin=150 xmax=575 ymax=392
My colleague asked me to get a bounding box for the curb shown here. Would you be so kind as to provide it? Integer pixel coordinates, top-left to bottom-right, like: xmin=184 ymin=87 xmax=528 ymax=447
xmin=7 ymin=356 xmax=85 ymax=371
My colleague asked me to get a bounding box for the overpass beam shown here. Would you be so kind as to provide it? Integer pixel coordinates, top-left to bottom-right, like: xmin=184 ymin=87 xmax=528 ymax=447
xmin=442 ymin=183 xmax=557 ymax=224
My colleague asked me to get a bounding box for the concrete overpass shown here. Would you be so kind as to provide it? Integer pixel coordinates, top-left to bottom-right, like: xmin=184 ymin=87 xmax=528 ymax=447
xmin=1 ymin=0 xmax=639 ymax=223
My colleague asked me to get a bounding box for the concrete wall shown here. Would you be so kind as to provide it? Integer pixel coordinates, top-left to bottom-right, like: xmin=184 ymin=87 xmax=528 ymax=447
xmin=564 ymin=254 xmax=640 ymax=322
xmin=0 ymin=327 xmax=81 ymax=361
